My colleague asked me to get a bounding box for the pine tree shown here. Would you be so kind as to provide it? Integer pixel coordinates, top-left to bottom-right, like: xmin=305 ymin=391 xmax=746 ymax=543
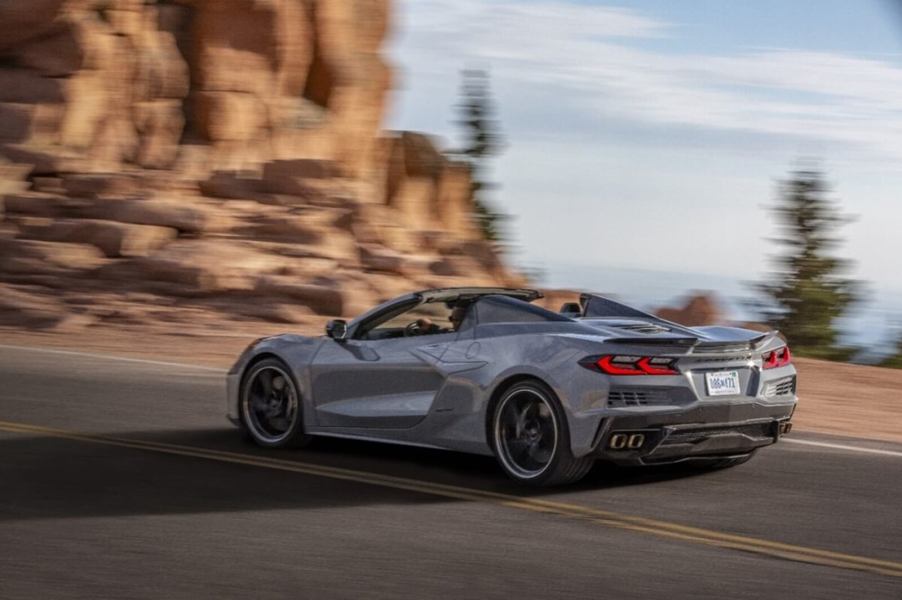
xmin=757 ymin=168 xmax=859 ymax=360
xmin=880 ymin=330 xmax=902 ymax=368
xmin=454 ymin=69 xmax=506 ymax=241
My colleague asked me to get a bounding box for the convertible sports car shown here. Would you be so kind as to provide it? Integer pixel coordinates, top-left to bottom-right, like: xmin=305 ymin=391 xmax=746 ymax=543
xmin=227 ymin=287 xmax=797 ymax=486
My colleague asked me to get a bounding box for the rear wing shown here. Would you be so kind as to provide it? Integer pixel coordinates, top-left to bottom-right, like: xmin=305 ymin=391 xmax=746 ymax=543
xmin=603 ymin=331 xmax=780 ymax=352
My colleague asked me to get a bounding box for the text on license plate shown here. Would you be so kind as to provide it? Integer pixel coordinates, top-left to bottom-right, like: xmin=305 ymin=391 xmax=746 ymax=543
xmin=705 ymin=370 xmax=741 ymax=396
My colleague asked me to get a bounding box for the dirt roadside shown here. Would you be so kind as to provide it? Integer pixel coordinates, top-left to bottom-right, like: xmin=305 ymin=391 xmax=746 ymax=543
xmin=1 ymin=325 xmax=900 ymax=444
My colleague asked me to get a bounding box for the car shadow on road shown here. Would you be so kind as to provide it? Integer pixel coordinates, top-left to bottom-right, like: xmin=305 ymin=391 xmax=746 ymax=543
xmin=128 ymin=426 xmax=717 ymax=493
xmin=0 ymin=426 xmax=715 ymax=523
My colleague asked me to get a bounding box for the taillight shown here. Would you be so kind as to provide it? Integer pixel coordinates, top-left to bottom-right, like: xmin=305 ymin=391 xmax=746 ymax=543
xmin=762 ymin=346 xmax=792 ymax=369
xmin=596 ymin=355 xmax=644 ymax=375
xmin=583 ymin=355 xmax=679 ymax=376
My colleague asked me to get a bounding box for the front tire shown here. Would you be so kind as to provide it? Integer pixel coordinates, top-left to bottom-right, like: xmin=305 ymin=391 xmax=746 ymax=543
xmin=492 ymin=380 xmax=594 ymax=486
xmin=239 ymin=358 xmax=311 ymax=449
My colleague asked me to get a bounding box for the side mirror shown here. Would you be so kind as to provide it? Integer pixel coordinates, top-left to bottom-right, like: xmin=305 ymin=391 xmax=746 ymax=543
xmin=326 ymin=319 xmax=348 ymax=341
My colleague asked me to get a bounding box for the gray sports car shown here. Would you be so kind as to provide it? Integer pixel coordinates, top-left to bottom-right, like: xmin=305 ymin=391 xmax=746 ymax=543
xmin=227 ymin=287 xmax=797 ymax=486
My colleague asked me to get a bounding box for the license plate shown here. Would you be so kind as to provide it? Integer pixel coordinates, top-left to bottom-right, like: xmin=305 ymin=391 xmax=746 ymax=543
xmin=705 ymin=370 xmax=741 ymax=396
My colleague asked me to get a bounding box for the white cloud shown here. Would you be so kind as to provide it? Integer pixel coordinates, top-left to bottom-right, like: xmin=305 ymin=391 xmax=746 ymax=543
xmin=388 ymin=0 xmax=902 ymax=300
xmin=391 ymin=0 xmax=902 ymax=162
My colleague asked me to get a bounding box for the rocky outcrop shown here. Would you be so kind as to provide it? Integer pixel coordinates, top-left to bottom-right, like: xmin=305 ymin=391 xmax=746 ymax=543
xmin=0 ymin=0 xmax=519 ymax=330
xmin=0 ymin=0 xmax=392 ymax=175
xmin=655 ymin=293 xmax=723 ymax=326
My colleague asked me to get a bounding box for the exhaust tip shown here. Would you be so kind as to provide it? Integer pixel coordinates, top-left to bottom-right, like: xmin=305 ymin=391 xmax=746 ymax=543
xmin=627 ymin=433 xmax=645 ymax=449
xmin=779 ymin=422 xmax=793 ymax=435
xmin=609 ymin=432 xmax=646 ymax=450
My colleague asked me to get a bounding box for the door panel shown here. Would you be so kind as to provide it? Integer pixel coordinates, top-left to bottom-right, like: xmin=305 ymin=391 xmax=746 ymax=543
xmin=310 ymin=333 xmax=458 ymax=428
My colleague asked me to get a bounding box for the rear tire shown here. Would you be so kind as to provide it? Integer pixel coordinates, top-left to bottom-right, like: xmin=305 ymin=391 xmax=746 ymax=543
xmin=491 ymin=380 xmax=594 ymax=486
xmin=239 ymin=358 xmax=312 ymax=449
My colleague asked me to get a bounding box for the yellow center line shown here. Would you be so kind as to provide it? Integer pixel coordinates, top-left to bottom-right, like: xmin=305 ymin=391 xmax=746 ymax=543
xmin=2 ymin=419 xmax=900 ymax=578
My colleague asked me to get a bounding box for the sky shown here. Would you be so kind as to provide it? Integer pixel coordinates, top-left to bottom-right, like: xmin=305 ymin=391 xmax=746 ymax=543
xmin=385 ymin=0 xmax=902 ymax=306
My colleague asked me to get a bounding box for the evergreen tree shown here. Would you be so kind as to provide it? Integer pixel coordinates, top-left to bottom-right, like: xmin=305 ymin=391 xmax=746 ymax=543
xmin=757 ymin=168 xmax=859 ymax=360
xmin=454 ymin=69 xmax=506 ymax=241
xmin=880 ymin=330 xmax=902 ymax=369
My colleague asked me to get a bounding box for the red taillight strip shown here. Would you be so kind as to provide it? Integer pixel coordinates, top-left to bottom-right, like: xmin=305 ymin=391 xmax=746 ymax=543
xmin=636 ymin=357 xmax=678 ymax=375
xmin=596 ymin=355 xmax=645 ymax=375
xmin=590 ymin=355 xmax=678 ymax=376
xmin=762 ymin=346 xmax=792 ymax=369
xmin=781 ymin=346 xmax=792 ymax=366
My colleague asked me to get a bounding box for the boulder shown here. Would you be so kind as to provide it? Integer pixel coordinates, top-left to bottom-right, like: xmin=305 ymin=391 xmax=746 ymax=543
xmin=190 ymin=2 xmax=279 ymax=95
xmin=194 ymin=91 xmax=265 ymax=142
xmin=435 ymin=161 xmax=476 ymax=237
xmin=206 ymin=298 xmax=314 ymax=324
xmin=0 ymin=0 xmax=69 ymax=52
xmin=656 ymin=294 xmax=723 ymax=326
xmin=234 ymin=215 xmax=323 ymax=244
xmin=2 ymin=192 xmax=89 ymax=218
xmin=329 ymin=208 xmax=355 ymax=232
xmin=97 ymin=240 xmax=292 ymax=293
xmin=0 ymin=161 xmax=32 ymax=196
xmin=261 ymin=159 xmax=340 ymax=196
xmin=199 ymin=170 xmax=264 ymax=200
xmin=106 ymin=3 xmax=145 ymax=38
xmin=0 ymin=237 xmax=107 ymax=274
xmin=14 ymin=18 xmax=88 ymax=77
xmin=58 ymin=70 xmax=108 ymax=148
xmin=139 ymin=30 xmax=189 ymax=100
xmin=0 ymin=283 xmax=69 ymax=328
xmin=0 ymin=103 xmax=62 ymax=143
xmin=445 ymin=239 xmax=502 ymax=273
xmin=29 ymin=177 xmax=65 ymax=194
xmin=20 ymin=219 xmax=177 ymax=258
xmin=88 ymin=116 xmax=139 ymax=171
xmin=0 ymin=69 xmax=66 ymax=103
xmin=187 ymin=0 xmax=312 ymax=136
xmin=62 ymin=173 xmax=138 ymax=198
xmin=0 ymin=143 xmax=77 ymax=175
xmin=82 ymin=197 xmax=215 ymax=234
xmin=256 ymin=236 xmax=356 ymax=271
xmin=133 ymin=99 xmax=184 ymax=168
xmin=428 ymin=257 xmax=459 ymax=277
xmin=254 ymin=276 xmax=345 ymax=316
xmin=358 ymin=243 xmax=406 ymax=275
xmin=397 ymin=132 xmax=445 ymax=178
xmin=379 ymin=132 xmax=454 ymax=232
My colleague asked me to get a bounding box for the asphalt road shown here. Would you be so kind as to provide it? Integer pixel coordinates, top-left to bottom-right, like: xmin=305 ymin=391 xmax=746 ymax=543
xmin=0 ymin=345 xmax=900 ymax=599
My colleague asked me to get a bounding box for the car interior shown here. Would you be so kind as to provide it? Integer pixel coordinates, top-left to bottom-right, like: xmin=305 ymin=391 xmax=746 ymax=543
xmin=357 ymin=300 xmax=468 ymax=340
xmin=354 ymin=292 xmax=593 ymax=341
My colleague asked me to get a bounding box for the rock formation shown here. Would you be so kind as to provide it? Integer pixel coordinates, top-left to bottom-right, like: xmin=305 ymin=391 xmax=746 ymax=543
xmin=0 ymin=0 xmax=520 ymax=329
xmin=655 ymin=293 xmax=723 ymax=326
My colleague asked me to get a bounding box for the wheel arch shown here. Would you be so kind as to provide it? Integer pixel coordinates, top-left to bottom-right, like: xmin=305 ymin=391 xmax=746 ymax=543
xmin=240 ymin=352 xmax=284 ymax=386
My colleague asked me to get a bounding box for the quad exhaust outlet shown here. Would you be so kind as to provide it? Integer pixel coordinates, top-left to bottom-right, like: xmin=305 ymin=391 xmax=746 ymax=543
xmin=609 ymin=433 xmax=646 ymax=450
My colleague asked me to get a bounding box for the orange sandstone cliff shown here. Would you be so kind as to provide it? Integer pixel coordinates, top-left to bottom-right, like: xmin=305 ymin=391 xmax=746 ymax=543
xmin=0 ymin=0 xmax=521 ymax=330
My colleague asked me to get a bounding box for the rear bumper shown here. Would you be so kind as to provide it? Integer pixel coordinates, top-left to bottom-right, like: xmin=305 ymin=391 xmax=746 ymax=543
xmin=594 ymin=401 xmax=795 ymax=465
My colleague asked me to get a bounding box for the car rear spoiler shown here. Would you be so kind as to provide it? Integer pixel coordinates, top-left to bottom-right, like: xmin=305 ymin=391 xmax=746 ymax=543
xmin=604 ymin=331 xmax=779 ymax=351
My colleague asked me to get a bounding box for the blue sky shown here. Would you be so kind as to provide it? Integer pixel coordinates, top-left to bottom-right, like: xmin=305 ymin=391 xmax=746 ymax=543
xmin=386 ymin=0 xmax=902 ymax=301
